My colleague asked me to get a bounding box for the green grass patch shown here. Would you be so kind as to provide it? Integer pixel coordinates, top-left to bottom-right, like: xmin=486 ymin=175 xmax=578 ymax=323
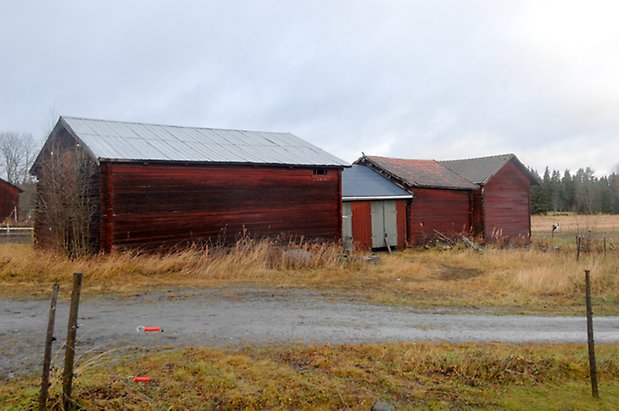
xmin=2 ymin=342 xmax=618 ymax=410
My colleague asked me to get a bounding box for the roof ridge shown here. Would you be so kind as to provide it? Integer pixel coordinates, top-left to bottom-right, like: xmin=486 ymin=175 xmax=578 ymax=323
xmin=61 ymin=115 xmax=291 ymax=135
xmin=439 ymin=153 xmax=514 ymax=163
xmin=366 ymin=154 xmax=436 ymax=162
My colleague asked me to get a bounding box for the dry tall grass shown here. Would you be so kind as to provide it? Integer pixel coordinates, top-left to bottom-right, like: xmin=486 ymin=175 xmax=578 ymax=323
xmin=1 ymin=233 xmax=618 ymax=313
xmin=0 ymin=239 xmax=348 ymax=297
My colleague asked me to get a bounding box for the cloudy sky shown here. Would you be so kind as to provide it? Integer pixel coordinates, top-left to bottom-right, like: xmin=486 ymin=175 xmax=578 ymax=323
xmin=1 ymin=1 xmax=618 ymax=176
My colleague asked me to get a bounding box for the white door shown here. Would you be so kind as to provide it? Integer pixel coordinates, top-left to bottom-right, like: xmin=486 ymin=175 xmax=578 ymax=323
xmin=384 ymin=200 xmax=398 ymax=247
xmin=342 ymin=202 xmax=353 ymax=250
xmin=371 ymin=200 xmax=398 ymax=248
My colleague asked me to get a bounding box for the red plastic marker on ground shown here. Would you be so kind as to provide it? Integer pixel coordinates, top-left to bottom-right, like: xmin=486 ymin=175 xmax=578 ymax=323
xmin=136 ymin=326 xmax=163 ymax=333
xmin=133 ymin=376 xmax=152 ymax=383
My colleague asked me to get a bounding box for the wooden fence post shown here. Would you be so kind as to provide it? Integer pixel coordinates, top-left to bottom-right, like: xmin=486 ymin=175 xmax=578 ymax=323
xmin=576 ymin=236 xmax=581 ymax=261
xmin=39 ymin=283 xmax=60 ymax=411
xmin=62 ymin=273 xmax=83 ymax=410
xmin=584 ymin=269 xmax=599 ymax=398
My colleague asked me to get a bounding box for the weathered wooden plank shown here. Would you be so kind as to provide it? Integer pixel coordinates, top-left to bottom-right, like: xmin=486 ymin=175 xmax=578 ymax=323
xmin=483 ymin=160 xmax=532 ymax=242
xmin=350 ymin=201 xmax=372 ymax=250
xmin=104 ymin=163 xmax=341 ymax=251
xmin=396 ymin=200 xmax=407 ymax=249
xmin=408 ymin=188 xmax=471 ymax=245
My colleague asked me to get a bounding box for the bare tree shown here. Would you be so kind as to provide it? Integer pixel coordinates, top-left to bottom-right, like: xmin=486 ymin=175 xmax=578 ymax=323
xmin=0 ymin=131 xmax=37 ymax=185
xmin=35 ymin=143 xmax=98 ymax=257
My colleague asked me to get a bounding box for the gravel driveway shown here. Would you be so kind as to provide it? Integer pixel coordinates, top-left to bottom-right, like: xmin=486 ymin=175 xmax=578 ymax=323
xmin=2 ymin=288 xmax=619 ymax=378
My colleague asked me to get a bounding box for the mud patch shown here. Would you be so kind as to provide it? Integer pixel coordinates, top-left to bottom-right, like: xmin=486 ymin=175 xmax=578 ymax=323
xmin=437 ymin=265 xmax=482 ymax=281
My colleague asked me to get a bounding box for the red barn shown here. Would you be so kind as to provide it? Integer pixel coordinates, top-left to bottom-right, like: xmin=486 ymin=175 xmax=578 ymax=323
xmin=356 ymin=156 xmax=477 ymax=245
xmin=0 ymin=177 xmax=22 ymax=223
xmin=440 ymin=154 xmax=539 ymax=243
xmin=31 ymin=116 xmax=348 ymax=253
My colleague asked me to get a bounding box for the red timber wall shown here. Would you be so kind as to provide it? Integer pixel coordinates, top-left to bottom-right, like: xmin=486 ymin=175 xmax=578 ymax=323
xmin=350 ymin=201 xmax=372 ymax=250
xmin=349 ymin=200 xmax=408 ymax=250
xmin=99 ymin=162 xmax=342 ymax=252
xmin=408 ymin=188 xmax=471 ymax=245
xmin=470 ymin=189 xmax=484 ymax=240
xmin=482 ymin=160 xmax=532 ymax=243
xmin=0 ymin=180 xmax=20 ymax=222
xmin=396 ymin=200 xmax=407 ymax=249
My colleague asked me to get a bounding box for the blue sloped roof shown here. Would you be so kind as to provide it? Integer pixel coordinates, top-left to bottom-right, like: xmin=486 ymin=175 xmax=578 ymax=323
xmin=342 ymin=164 xmax=412 ymax=200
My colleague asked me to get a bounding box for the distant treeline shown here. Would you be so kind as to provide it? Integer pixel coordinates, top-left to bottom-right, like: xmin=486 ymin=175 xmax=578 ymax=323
xmin=530 ymin=167 xmax=619 ymax=214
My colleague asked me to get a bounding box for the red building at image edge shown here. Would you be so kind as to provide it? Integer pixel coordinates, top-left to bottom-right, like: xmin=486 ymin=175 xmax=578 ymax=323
xmin=0 ymin=177 xmax=22 ymax=223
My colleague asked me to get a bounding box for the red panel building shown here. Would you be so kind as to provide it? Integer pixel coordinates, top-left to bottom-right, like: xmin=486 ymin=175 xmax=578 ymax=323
xmin=0 ymin=177 xmax=22 ymax=223
xmin=356 ymin=156 xmax=477 ymax=245
xmin=355 ymin=154 xmax=538 ymax=246
xmin=440 ymin=154 xmax=539 ymax=243
xmin=32 ymin=117 xmax=348 ymax=253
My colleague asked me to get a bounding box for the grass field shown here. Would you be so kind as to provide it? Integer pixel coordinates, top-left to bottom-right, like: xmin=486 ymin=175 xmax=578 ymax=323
xmin=1 ymin=215 xmax=618 ymax=409
xmin=532 ymin=213 xmax=619 ymax=239
xmin=2 ymin=342 xmax=618 ymax=410
xmin=1 ymin=214 xmax=618 ymax=314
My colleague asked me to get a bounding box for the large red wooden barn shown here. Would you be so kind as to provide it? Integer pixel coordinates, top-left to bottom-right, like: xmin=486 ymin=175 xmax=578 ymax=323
xmin=0 ymin=177 xmax=22 ymax=223
xmin=31 ymin=116 xmax=348 ymax=253
xmin=439 ymin=154 xmax=539 ymax=243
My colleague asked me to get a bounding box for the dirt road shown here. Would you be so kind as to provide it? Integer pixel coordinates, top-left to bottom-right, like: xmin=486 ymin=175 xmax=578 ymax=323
xmin=2 ymin=288 xmax=619 ymax=378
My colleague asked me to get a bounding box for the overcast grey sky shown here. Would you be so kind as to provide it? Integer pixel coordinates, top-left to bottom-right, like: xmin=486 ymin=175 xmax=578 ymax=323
xmin=1 ymin=1 xmax=618 ymax=175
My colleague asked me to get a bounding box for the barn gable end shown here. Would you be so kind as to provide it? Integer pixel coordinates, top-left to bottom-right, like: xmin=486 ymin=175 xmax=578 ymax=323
xmin=440 ymin=154 xmax=539 ymax=243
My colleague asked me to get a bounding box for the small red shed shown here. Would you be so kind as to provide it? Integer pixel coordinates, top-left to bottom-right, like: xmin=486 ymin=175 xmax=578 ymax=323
xmin=356 ymin=156 xmax=477 ymax=245
xmin=440 ymin=154 xmax=539 ymax=243
xmin=31 ymin=116 xmax=348 ymax=253
xmin=342 ymin=164 xmax=412 ymax=250
xmin=0 ymin=177 xmax=22 ymax=223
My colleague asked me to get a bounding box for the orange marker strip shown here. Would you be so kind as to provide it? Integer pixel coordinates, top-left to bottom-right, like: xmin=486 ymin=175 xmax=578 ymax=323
xmin=133 ymin=376 xmax=151 ymax=383
xmin=143 ymin=326 xmax=162 ymax=332
xmin=136 ymin=326 xmax=163 ymax=333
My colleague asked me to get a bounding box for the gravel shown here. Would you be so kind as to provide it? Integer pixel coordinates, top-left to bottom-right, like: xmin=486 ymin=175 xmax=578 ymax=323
xmin=2 ymin=288 xmax=618 ymax=379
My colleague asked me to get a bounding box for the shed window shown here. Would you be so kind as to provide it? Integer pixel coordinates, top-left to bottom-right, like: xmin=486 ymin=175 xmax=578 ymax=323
xmin=313 ymin=169 xmax=328 ymax=176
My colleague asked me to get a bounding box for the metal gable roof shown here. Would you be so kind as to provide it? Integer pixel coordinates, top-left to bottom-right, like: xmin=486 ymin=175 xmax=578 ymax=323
xmin=342 ymin=165 xmax=412 ymax=200
xmin=360 ymin=156 xmax=478 ymax=190
xmin=439 ymin=154 xmax=539 ymax=186
xmin=58 ymin=116 xmax=349 ymax=167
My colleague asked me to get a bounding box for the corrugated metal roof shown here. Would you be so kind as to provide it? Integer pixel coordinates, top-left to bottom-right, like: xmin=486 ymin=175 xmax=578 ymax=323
xmin=59 ymin=116 xmax=349 ymax=167
xmin=439 ymin=154 xmax=539 ymax=185
xmin=360 ymin=156 xmax=478 ymax=190
xmin=342 ymin=165 xmax=412 ymax=200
